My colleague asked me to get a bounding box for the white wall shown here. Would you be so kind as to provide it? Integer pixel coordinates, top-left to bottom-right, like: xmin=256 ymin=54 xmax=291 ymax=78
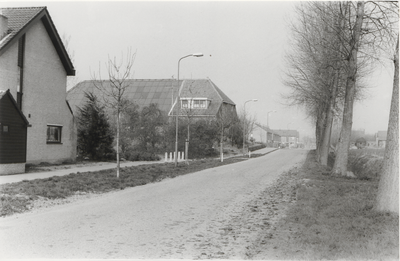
xmin=0 ymin=20 xmax=76 ymax=164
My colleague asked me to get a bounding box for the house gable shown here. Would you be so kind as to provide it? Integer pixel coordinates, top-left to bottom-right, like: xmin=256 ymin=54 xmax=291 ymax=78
xmin=0 ymin=89 xmax=29 ymax=126
xmin=0 ymin=6 xmax=75 ymax=75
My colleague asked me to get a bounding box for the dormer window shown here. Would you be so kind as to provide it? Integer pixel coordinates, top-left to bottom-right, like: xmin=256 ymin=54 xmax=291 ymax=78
xmin=180 ymin=98 xmax=209 ymax=109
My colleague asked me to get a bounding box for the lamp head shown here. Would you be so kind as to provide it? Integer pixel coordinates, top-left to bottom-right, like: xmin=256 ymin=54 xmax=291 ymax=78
xmin=192 ymin=53 xmax=204 ymax=57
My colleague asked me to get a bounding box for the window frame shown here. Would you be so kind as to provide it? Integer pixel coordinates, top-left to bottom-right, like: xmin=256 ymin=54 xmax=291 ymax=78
xmin=1 ymin=125 xmax=9 ymax=134
xmin=180 ymin=98 xmax=208 ymax=109
xmin=181 ymin=99 xmax=190 ymax=108
xmin=46 ymin=124 xmax=62 ymax=144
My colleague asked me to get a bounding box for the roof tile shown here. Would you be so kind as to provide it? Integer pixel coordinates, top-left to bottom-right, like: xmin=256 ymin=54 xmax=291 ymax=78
xmin=0 ymin=7 xmax=45 ymax=49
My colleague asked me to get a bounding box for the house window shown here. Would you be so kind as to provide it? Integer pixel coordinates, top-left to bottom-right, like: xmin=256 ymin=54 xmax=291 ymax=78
xmin=181 ymin=98 xmax=208 ymax=109
xmin=2 ymin=125 xmax=9 ymax=133
xmin=47 ymin=125 xmax=62 ymax=143
xmin=193 ymin=99 xmax=207 ymax=108
xmin=181 ymin=99 xmax=189 ymax=108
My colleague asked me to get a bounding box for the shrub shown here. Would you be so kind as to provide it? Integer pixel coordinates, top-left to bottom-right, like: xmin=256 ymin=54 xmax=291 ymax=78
xmin=76 ymin=92 xmax=115 ymax=160
xmin=348 ymin=151 xmax=383 ymax=180
xmin=249 ymin=143 xmax=266 ymax=152
xmin=123 ymin=149 xmax=161 ymax=161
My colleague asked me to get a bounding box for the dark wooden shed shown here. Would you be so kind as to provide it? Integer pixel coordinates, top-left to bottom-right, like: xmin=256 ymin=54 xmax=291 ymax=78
xmin=0 ymin=90 xmax=29 ymax=173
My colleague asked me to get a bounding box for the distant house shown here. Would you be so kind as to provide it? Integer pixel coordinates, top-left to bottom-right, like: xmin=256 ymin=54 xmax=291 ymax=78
xmin=376 ymin=130 xmax=387 ymax=148
xmin=67 ymin=78 xmax=237 ymax=120
xmin=253 ymin=123 xmax=281 ymax=147
xmin=272 ymin=129 xmax=300 ymax=148
xmin=0 ymin=7 xmax=77 ymax=166
xmin=0 ymin=90 xmax=29 ymax=174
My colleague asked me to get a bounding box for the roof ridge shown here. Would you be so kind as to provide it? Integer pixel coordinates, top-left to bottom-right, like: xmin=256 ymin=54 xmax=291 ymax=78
xmin=0 ymin=6 xmax=46 ymax=9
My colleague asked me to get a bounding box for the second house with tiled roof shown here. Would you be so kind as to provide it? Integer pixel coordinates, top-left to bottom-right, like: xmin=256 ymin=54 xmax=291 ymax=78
xmin=67 ymin=78 xmax=237 ymax=121
xmin=0 ymin=6 xmax=76 ymax=169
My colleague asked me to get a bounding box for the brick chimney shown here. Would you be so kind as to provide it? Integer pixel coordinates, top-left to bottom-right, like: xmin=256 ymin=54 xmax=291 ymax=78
xmin=0 ymin=12 xmax=9 ymax=40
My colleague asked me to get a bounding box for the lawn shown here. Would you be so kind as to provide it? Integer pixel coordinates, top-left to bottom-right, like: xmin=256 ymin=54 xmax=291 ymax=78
xmin=0 ymin=156 xmax=249 ymax=217
xmin=252 ymin=150 xmax=398 ymax=260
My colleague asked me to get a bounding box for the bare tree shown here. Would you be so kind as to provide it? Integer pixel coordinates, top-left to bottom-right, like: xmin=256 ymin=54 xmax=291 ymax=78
xmin=284 ymin=1 xmax=397 ymax=176
xmin=283 ymin=2 xmax=352 ymax=166
xmin=239 ymin=108 xmax=257 ymax=154
xmin=91 ymin=48 xmax=136 ymax=178
xmin=332 ymin=1 xmax=398 ymax=176
xmin=331 ymin=2 xmax=365 ymax=176
xmin=215 ymin=105 xmax=237 ymax=162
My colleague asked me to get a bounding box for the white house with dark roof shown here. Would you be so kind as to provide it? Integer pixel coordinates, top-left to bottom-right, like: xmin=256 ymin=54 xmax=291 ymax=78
xmin=0 ymin=7 xmax=76 ymax=166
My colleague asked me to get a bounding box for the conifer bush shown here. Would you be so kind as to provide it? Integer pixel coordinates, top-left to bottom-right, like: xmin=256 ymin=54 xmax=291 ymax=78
xmin=76 ymin=92 xmax=115 ymax=160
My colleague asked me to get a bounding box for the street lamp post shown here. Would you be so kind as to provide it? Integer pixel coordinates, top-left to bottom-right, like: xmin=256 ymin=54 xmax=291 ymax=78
xmin=242 ymin=99 xmax=258 ymax=155
xmin=267 ymin=110 xmax=277 ymax=147
xmin=175 ymin=53 xmax=203 ymax=167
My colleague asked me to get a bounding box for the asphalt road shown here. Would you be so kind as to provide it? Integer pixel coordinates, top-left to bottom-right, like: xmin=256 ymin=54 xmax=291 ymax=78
xmin=0 ymin=149 xmax=307 ymax=259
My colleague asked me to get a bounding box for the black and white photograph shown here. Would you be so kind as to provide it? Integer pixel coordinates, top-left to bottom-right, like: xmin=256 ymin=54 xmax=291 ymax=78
xmin=0 ymin=1 xmax=398 ymax=259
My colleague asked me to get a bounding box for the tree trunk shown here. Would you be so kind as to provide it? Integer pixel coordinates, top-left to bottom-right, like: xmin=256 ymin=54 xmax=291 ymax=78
xmin=320 ymin=69 xmax=341 ymax=166
xmin=376 ymin=37 xmax=399 ymax=214
xmin=116 ymin=109 xmax=120 ymax=178
xmin=186 ymin=123 xmax=190 ymax=165
xmin=319 ymin=108 xmax=333 ymax=166
xmin=332 ymin=1 xmax=364 ymax=176
xmin=315 ymin=109 xmax=326 ymax=162
xmin=319 ymin=6 xmax=346 ymax=166
xmin=220 ymin=126 xmax=224 ymax=162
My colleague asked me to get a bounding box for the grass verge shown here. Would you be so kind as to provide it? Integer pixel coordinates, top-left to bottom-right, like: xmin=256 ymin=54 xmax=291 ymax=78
xmin=0 ymin=157 xmax=246 ymax=217
xmin=251 ymin=150 xmax=398 ymax=260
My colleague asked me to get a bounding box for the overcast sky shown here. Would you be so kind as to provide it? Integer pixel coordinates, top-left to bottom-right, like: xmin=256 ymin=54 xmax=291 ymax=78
xmin=1 ymin=1 xmax=395 ymax=138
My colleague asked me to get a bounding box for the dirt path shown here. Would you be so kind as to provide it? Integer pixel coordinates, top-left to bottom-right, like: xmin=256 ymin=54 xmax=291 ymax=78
xmin=0 ymin=149 xmax=307 ymax=259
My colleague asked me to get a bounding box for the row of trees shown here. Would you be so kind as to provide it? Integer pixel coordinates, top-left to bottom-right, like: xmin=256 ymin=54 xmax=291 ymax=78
xmin=283 ymin=2 xmax=398 ymax=213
